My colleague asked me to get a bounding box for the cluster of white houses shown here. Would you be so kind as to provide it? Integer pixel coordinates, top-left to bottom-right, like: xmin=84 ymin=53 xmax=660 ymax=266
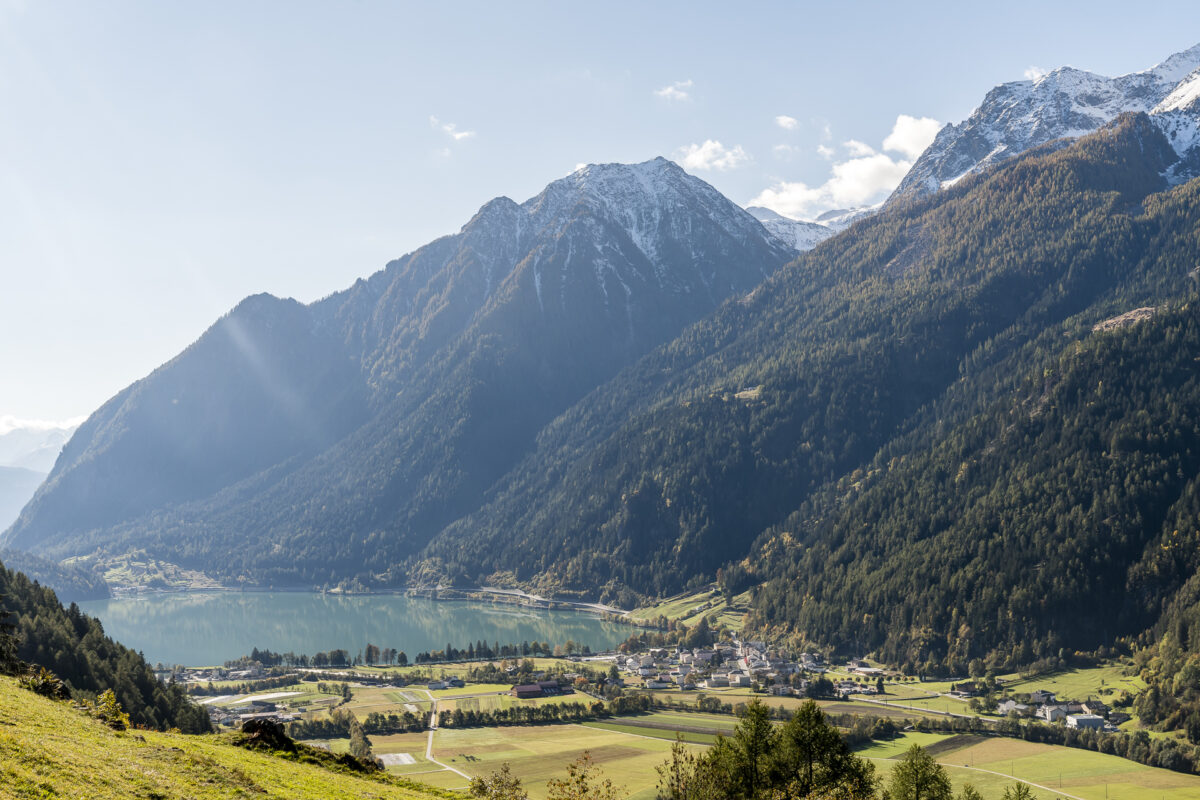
xmin=993 ymin=690 xmax=1126 ymax=731
xmin=612 ymin=639 xmax=831 ymax=694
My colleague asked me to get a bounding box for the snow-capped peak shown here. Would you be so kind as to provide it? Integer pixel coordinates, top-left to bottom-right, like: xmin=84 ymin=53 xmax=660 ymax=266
xmin=745 ymin=206 xmax=834 ymax=251
xmin=1145 ymin=42 xmax=1200 ymax=86
xmin=1155 ymin=67 xmax=1200 ymax=114
xmin=520 ymin=157 xmax=773 ymax=264
xmin=889 ymin=42 xmax=1200 ymax=203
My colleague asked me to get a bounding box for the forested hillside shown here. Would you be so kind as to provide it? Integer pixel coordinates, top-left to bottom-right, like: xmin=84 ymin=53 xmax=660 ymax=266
xmin=420 ymin=114 xmax=1197 ymax=620
xmin=747 ymin=304 xmax=1200 ymax=670
xmin=3 ymin=160 xmax=792 ymax=587
xmin=0 ymin=559 xmax=209 ymax=731
xmin=8 ymin=112 xmax=1200 ymax=678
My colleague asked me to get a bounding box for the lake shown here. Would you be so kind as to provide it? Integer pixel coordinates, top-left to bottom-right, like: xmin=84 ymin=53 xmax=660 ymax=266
xmin=77 ymin=591 xmax=633 ymax=667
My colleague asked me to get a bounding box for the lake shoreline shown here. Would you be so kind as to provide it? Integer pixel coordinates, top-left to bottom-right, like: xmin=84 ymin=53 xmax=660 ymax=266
xmin=109 ymin=583 xmax=632 ymax=618
xmin=79 ymin=591 xmax=636 ymax=667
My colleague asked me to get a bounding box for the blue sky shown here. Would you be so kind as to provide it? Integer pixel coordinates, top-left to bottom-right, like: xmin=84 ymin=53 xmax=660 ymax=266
xmin=3 ymin=0 xmax=1199 ymax=421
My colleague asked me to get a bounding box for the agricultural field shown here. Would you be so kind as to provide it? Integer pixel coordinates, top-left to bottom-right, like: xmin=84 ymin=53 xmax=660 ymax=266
xmin=344 ymin=686 xmax=433 ymax=716
xmin=1003 ymin=665 xmax=1145 ymax=702
xmin=353 ymin=657 xmax=586 ymax=682
xmin=427 ymin=683 xmax=514 ymax=698
xmin=583 ymin=709 xmax=741 ymax=744
xmin=429 ymin=722 xmax=700 ymax=800
xmin=859 ymin=732 xmax=1200 ymax=800
xmin=628 ymin=586 xmax=750 ymax=631
xmin=439 ymin=692 xmax=590 ymax=714
xmin=643 ymin=686 xmax=950 ymax=721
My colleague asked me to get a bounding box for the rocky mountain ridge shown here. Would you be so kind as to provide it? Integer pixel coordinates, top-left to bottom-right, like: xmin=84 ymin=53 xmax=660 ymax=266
xmin=890 ymin=42 xmax=1200 ymax=202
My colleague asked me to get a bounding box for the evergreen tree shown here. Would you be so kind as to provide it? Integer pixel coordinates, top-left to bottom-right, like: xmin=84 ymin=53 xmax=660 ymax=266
xmin=0 ymin=594 xmax=20 ymax=675
xmin=888 ymin=745 xmax=952 ymax=800
xmin=770 ymin=700 xmax=875 ymax=798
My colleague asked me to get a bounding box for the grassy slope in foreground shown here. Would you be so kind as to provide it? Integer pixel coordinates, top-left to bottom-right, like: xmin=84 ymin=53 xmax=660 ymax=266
xmin=0 ymin=677 xmax=455 ymax=800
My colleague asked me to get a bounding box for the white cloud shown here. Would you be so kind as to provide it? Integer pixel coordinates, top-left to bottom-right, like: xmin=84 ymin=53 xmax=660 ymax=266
xmin=749 ymin=112 xmax=941 ymax=219
xmin=655 ymin=80 xmax=693 ymax=101
xmin=675 ymin=140 xmax=750 ymax=171
xmin=881 ymin=114 xmax=941 ymax=160
xmin=749 ymin=152 xmax=911 ymax=218
xmin=844 ymin=139 xmax=875 ymax=157
xmin=1024 ymin=65 xmax=1048 ymax=81
xmin=430 ymin=115 xmax=475 ymax=142
xmin=775 ymin=115 xmax=799 ymax=130
xmin=0 ymin=414 xmax=86 ymax=436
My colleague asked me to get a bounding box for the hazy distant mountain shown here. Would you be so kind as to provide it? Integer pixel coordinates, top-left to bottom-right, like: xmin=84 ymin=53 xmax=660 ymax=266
xmin=0 ymin=420 xmax=78 ymax=472
xmin=2 ymin=158 xmax=793 ymax=586
xmin=0 ymin=466 xmax=45 ymax=532
xmin=745 ymin=206 xmax=834 ymax=251
xmin=891 ymin=42 xmax=1200 ymax=202
xmin=0 ymin=547 xmax=109 ymax=602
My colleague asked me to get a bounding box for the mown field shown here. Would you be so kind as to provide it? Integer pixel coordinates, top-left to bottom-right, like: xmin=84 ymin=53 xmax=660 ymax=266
xmin=859 ymin=732 xmax=1200 ymax=800
xmin=629 ymin=586 xmax=750 ymax=631
xmin=439 ymin=692 xmax=589 ymax=714
xmin=1002 ymin=666 xmax=1146 ymax=702
xmin=430 ymin=722 xmax=698 ymax=800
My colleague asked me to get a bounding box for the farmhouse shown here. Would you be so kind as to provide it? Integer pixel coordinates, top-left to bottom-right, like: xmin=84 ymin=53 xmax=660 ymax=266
xmin=1037 ymin=705 xmax=1068 ymax=723
xmin=998 ymin=699 xmax=1031 ymax=716
xmin=511 ymin=683 xmax=544 ymax=699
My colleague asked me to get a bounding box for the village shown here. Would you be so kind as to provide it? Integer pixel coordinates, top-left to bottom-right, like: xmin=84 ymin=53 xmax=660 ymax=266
xmin=166 ymin=637 xmax=1131 ymax=737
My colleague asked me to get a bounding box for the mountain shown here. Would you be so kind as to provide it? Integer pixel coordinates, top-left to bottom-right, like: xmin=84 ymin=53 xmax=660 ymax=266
xmin=2 ymin=158 xmax=793 ymax=587
xmin=891 ymin=42 xmax=1200 ymax=202
xmin=0 ymin=466 xmax=45 ymax=532
xmin=745 ymin=206 xmax=834 ymax=251
xmin=0 ymin=419 xmax=78 ymax=473
xmin=812 ymin=206 xmax=879 ymax=232
xmin=0 ymin=548 xmax=110 ymax=602
xmin=414 ymin=111 xmax=1200 ymax=660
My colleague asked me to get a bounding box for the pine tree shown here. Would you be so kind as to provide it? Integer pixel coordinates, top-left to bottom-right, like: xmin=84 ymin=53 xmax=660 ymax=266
xmin=0 ymin=594 xmax=20 ymax=675
xmin=888 ymin=745 xmax=952 ymax=800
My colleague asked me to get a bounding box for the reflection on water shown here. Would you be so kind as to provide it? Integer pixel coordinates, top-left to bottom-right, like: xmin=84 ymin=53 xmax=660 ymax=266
xmin=77 ymin=592 xmax=631 ymax=666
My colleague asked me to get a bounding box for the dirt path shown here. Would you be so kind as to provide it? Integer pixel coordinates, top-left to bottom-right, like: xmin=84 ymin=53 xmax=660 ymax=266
xmin=421 ymin=691 xmax=472 ymax=781
xmin=864 ymin=757 xmax=1087 ymax=800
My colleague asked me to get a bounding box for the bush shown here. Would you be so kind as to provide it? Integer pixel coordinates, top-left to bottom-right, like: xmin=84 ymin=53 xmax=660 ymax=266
xmin=19 ymin=666 xmax=70 ymax=700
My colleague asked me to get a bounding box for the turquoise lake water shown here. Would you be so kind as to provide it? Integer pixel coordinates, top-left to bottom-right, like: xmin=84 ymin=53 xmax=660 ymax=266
xmin=78 ymin=591 xmax=631 ymax=666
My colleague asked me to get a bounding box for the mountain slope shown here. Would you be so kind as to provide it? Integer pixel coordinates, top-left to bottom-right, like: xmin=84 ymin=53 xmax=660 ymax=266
xmin=3 ymin=158 xmax=792 ymax=587
xmin=748 ymin=302 xmax=1200 ymax=670
xmin=0 ymin=558 xmax=207 ymax=731
xmin=0 ymin=675 xmax=450 ymax=800
xmin=415 ymin=113 xmax=1200 ymax=639
xmin=891 ymin=42 xmax=1200 ymax=202
xmin=0 ymin=467 xmax=44 ymax=532
xmin=745 ymin=206 xmax=834 ymax=251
